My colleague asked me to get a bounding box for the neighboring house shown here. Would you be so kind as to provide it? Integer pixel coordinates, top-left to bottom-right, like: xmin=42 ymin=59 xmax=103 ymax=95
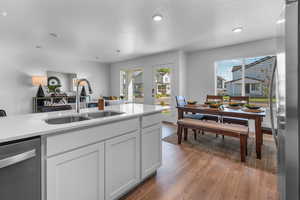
xmin=156 ymin=73 xmax=170 ymax=84
xmin=156 ymin=73 xmax=171 ymax=96
xmin=217 ymin=76 xmax=227 ymax=95
xmin=225 ymin=56 xmax=275 ymax=97
xmin=163 ymin=74 xmax=170 ymax=83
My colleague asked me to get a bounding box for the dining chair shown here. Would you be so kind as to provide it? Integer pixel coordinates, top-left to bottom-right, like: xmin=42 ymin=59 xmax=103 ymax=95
xmin=0 ymin=109 xmax=7 ymax=117
xmin=229 ymin=96 xmax=249 ymax=104
xmin=175 ymin=96 xmax=187 ymax=107
xmin=175 ymin=96 xmax=204 ymax=120
xmin=175 ymin=96 xmax=204 ymax=140
xmin=206 ymin=95 xmax=224 ymax=103
xmin=203 ymin=95 xmax=222 ymax=122
xmin=205 ymin=95 xmax=231 ymax=138
xmin=223 ymin=96 xmax=249 ymax=126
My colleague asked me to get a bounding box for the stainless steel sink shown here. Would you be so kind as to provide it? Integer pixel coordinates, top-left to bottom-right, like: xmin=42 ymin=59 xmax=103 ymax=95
xmin=45 ymin=111 xmax=124 ymax=125
xmin=45 ymin=116 xmax=90 ymax=125
xmin=85 ymin=111 xmax=124 ymax=119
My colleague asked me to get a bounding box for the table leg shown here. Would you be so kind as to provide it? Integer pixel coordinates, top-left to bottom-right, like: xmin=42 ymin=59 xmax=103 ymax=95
xmin=177 ymin=125 xmax=183 ymax=144
xmin=184 ymin=128 xmax=188 ymax=141
xmin=255 ymin=117 xmax=262 ymax=159
xmin=260 ymin=117 xmax=264 ymax=145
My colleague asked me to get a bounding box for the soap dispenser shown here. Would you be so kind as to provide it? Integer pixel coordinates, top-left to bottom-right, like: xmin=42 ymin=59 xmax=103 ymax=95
xmin=98 ymin=96 xmax=105 ymax=110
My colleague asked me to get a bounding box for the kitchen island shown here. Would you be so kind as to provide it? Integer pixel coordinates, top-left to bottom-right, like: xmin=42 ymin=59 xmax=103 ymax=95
xmin=0 ymin=103 xmax=168 ymax=200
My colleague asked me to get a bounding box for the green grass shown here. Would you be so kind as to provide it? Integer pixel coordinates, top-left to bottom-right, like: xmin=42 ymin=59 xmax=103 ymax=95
xmin=249 ymin=98 xmax=276 ymax=103
xmin=223 ymin=96 xmax=275 ymax=103
xmin=223 ymin=96 xmax=230 ymax=101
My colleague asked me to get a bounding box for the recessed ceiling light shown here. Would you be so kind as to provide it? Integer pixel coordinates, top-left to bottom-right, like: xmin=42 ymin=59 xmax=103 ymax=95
xmin=152 ymin=14 xmax=163 ymax=22
xmin=1 ymin=11 xmax=7 ymax=17
xmin=276 ymin=19 xmax=285 ymax=24
xmin=232 ymin=27 xmax=243 ymax=33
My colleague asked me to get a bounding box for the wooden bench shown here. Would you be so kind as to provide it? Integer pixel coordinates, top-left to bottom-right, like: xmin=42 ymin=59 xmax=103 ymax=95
xmin=177 ymin=118 xmax=249 ymax=162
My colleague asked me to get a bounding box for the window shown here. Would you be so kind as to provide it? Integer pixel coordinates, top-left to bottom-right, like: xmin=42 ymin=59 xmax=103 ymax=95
xmin=217 ymin=78 xmax=224 ymax=89
xmin=215 ymin=55 xmax=276 ymax=105
xmin=216 ymin=59 xmax=243 ymax=96
xmin=120 ymin=68 xmax=144 ymax=103
xmin=251 ymin=83 xmax=260 ymax=92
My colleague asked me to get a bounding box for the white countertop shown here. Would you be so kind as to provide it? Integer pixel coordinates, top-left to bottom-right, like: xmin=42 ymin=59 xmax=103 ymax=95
xmin=0 ymin=103 xmax=169 ymax=143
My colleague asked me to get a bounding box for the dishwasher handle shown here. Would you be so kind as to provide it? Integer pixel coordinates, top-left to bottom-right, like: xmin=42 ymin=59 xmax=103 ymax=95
xmin=0 ymin=149 xmax=36 ymax=169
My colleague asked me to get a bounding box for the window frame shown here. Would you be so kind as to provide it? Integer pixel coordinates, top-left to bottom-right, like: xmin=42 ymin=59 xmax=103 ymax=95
xmin=214 ymin=55 xmax=275 ymax=102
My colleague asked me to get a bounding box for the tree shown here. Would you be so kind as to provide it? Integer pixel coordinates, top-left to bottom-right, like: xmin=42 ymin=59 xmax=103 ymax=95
xmin=157 ymin=68 xmax=171 ymax=75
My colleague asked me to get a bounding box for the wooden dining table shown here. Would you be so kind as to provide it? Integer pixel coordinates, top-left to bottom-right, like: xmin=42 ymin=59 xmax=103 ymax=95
xmin=177 ymin=104 xmax=266 ymax=159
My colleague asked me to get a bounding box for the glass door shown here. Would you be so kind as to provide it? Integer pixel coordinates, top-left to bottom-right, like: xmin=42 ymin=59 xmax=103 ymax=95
xmin=120 ymin=68 xmax=144 ymax=103
xmin=152 ymin=65 xmax=175 ymax=123
xmin=152 ymin=66 xmax=172 ymax=107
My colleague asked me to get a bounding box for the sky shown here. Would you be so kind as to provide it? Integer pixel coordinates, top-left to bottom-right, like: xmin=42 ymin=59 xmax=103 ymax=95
xmin=216 ymin=56 xmax=266 ymax=81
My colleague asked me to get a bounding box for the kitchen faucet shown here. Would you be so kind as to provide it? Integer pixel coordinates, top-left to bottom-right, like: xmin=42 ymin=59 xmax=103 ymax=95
xmin=76 ymin=78 xmax=93 ymax=113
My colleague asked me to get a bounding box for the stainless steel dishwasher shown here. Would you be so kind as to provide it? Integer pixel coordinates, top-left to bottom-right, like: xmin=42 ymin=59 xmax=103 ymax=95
xmin=0 ymin=137 xmax=41 ymax=200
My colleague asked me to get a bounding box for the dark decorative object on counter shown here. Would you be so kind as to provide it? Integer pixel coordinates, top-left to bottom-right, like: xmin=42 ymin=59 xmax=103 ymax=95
xmin=33 ymin=96 xmax=88 ymax=113
xmin=0 ymin=109 xmax=7 ymax=117
xmin=32 ymin=76 xmax=47 ymax=98
xmin=80 ymin=86 xmax=87 ymax=96
xmin=40 ymin=105 xmax=72 ymax=112
xmin=36 ymin=85 xmax=45 ymax=97
xmin=50 ymin=93 xmax=65 ymax=104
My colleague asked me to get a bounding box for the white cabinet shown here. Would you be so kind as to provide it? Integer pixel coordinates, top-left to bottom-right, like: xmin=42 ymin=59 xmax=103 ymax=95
xmin=142 ymin=113 xmax=162 ymax=128
xmin=105 ymin=131 xmax=140 ymax=200
xmin=46 ymin=118 xmax=138 ymax=157
xmin=47 ymin=143 xmax=105 ymax=200
xmin=45 ymin=114 xmax=163 ymax=200
xmin=141 ymin=124 xmax=162 ymax=179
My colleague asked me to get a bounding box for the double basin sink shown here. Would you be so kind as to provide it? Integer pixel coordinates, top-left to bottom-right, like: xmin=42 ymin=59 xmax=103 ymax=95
xmin=45 ymin=111 xmax=124 ymax=125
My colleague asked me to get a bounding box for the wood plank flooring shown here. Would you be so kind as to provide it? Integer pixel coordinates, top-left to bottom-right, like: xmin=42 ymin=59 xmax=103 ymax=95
xmin=121 ymin=124 xmax=278 ymax=200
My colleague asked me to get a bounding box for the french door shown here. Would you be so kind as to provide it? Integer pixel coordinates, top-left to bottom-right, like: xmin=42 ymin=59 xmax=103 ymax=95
xmin=120 ymin=68 xmax=144 ymax=103
xmin=152 ymin=65 xmax=174 ymax=122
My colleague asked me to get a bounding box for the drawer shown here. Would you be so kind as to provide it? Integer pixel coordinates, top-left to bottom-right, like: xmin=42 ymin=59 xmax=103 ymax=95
xmin=142 ymin=113 xmax=162 ymax=128
xmin=46 ymin=118 xmax=139 ymax=157
xmin=142 ymin=124 xmax=161 ymax=135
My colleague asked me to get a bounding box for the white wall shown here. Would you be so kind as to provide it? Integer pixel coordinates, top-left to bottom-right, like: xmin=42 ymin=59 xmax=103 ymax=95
xmin=178 ymin=51 xmax=187 ymax=96
xmin=186 ymin=38 xmax=279 ymax=102
xmin=0 ymin=50 xmax=110 ymax=116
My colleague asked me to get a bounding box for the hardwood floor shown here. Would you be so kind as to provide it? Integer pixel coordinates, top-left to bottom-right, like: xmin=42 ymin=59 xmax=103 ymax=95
xmin=121 ymin=124 xmax=278 ymax=200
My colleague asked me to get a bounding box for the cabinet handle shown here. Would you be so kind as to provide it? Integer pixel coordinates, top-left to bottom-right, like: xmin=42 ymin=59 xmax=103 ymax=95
xmin=0 ymin=149 xmax=36 ymax=169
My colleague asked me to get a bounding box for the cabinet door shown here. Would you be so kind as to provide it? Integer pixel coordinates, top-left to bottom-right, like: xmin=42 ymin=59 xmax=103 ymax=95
xmin=47 ymin=143 xmax=105 ymax=200
xmin=105 ymin=131 xmax=140 ymax=200
xmin=141 ymin=124 xmax=162 ymax=179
